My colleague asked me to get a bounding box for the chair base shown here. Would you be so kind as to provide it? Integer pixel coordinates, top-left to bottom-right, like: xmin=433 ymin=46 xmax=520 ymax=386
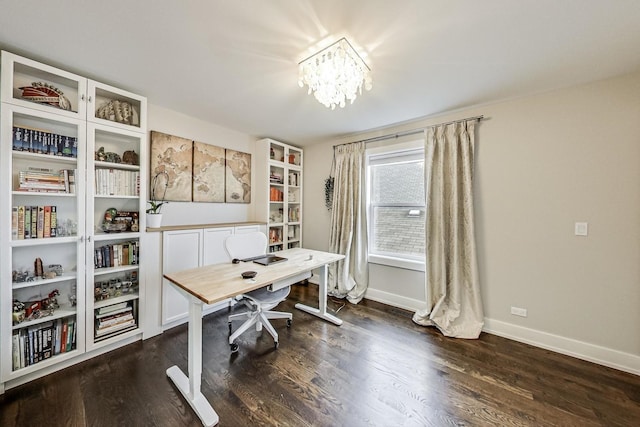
xmin=228 ymin=308 xmax=292 ymax=352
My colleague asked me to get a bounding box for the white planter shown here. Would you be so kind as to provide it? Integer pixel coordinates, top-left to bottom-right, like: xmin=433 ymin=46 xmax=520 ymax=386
xmin=146 ymin=213 xmax=163 ymax=228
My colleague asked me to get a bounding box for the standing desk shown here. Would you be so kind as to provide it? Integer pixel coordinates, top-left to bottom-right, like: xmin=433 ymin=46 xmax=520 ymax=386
xmin=162 ymin=247 xmax=344 ymax=426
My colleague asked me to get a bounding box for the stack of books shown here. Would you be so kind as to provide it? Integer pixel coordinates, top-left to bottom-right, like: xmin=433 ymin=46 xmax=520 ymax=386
xmin=16 ymin=167 xmax=75 ymax=193
xmin=95 ymin=302 xmax=137 ymax=340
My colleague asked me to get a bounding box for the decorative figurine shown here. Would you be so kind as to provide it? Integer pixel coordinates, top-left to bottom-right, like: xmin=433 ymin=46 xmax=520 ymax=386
xmin=20 ymin=81 xmax=72 ymax=110
xmin=95 ymin=146 xmax=121 ymax=163
xmin=41 ymin=289 xmax=60 ymax=311
xmin=96 ymin=99 xmax=139 ymax=126
xmin=122 ymin=150 xmax=139 ymax=165
xmin=12 ymin=300 xmax=25 ymax=325
xmin=34 ymin=257 xmax=44 ymax=278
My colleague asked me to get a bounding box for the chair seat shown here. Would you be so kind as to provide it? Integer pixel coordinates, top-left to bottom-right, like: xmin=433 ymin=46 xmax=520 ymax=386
xmin=244 ymin=286 xmax=290 ymax=305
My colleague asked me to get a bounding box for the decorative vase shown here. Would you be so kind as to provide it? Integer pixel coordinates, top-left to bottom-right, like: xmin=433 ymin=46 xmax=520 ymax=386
xmin=146 ymin=213 xmax=163 ymax=228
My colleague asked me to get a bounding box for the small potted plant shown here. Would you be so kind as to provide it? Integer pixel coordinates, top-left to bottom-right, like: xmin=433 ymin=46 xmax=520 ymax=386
xmin=146 ymin=171 xmax=169 ymax=228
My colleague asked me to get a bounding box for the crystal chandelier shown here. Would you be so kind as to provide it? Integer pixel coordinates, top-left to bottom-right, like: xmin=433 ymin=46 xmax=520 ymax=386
xmin=298 ymin=37 xmax=372 ymax=109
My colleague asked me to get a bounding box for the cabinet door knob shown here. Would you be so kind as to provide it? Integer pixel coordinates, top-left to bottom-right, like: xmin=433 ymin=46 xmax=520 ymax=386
xmin=81 ymin=94 xmax=85 ymax=101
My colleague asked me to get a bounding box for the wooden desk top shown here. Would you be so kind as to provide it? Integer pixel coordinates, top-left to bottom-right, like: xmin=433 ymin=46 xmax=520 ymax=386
xmin=163 ymin=248 xmax=344 ymax=305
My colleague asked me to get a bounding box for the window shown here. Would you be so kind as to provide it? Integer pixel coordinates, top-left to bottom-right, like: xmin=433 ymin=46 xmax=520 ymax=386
xmin=367 ymin=142 xmax=425 ymax=271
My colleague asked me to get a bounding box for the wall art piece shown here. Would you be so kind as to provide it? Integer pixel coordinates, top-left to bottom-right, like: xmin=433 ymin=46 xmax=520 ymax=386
xmin=225 ymin=149 xmax=251 ymax=203
xmin=150 ymin=131 xmax=193 ymax=202
xmin=193 ymin=141 xmax=225 ymax=202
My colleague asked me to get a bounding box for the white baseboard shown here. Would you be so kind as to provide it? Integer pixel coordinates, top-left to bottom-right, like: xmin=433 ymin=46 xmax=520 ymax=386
xmin=483 ymin=318 xmax=640 ymax=376
xmin=300 ymin=278 xmax=640 ymax=376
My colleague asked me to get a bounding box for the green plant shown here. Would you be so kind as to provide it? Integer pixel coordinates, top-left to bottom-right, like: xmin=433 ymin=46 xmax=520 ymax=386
xmin=146 ymin=171 xmax=169 ymax=214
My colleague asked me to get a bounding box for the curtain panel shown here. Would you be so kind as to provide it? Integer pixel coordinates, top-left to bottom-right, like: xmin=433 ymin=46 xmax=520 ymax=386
xmin=413 ymin=120 xmax=484 ymax=339
xmin=328 ymin=142 xmax=369 ymax=303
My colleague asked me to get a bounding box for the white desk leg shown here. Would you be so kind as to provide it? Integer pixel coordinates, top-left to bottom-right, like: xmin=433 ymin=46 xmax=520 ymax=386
xmin=166 ymin=298 xmax=219 ymax=426
xmin=295 ymin=264 xmax=343 ymax=325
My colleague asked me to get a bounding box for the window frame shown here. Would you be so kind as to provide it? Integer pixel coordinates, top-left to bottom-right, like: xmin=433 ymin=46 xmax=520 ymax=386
xmin=366 ymin=140 xmax=426 ymax=272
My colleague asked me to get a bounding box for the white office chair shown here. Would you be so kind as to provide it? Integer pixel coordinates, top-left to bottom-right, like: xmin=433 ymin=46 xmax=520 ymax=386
xmin=225 ymin=231 xmax=292 ymax=352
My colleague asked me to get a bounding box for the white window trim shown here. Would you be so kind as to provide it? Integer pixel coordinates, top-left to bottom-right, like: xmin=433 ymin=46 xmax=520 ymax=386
xmin=366 ymin=139 xmax=426 ymax=271
xmin=368 ymin=254 xmax=426 ymax=272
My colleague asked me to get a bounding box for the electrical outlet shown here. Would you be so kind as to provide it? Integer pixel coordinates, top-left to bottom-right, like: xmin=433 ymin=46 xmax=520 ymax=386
xmin=511 ymin=306 xmax=528 ymax=317
xmin=575 ymin=222 xmax=588 ymax=236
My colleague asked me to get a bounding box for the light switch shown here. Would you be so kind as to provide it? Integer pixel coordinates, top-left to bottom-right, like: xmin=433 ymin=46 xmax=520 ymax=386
xmin=575 ymin=222 xmax=588 ymax=236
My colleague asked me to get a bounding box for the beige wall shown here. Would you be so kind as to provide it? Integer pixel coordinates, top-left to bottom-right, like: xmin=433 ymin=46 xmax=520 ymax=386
xmin=142 ymin=104 xmax=257 ymax=337
xmin=303 ymin=71 xmax=640 ymax=372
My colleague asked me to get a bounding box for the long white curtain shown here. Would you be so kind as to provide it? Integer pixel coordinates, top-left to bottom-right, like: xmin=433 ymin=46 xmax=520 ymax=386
xmin=328 ymin=142 xmax=369 ymax=304
xmin=412 ymin=120 xmax=484 ymax=339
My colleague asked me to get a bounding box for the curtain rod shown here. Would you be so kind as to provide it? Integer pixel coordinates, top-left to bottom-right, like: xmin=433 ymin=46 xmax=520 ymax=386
xmin=333 ymin=115 xmax=484 ymax=148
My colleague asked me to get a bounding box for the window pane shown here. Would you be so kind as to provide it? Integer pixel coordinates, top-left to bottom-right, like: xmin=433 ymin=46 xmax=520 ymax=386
xmin=371 ymin=160 xmax=424 ymax=205
xmin=372 ymin=206 xmax=425 ymax=256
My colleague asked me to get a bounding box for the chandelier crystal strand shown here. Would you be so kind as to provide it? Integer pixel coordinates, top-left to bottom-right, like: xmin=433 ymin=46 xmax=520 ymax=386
xmin=298 ymin=37 xmax=372 ymax=109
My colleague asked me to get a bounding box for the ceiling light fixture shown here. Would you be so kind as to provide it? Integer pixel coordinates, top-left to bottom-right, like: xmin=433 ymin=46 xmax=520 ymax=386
xmin=298 ymin=37 xmax=372 ymax=109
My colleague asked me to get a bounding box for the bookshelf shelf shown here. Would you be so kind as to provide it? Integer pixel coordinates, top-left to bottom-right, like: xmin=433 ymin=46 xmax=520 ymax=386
xmin=93 ymin=293 xmax=139 ymax=310
xmin=12 ymin=191 xmax=76 ymax=198
xmin=11 ymin=306 xmax=77 ymax=331
xmin=12 ymin=272 xmax=78 ymax=290
xmin=93 ymin=264 xmax=139 ymax=277
xmin=12 ymin=151 xmax=78 ymax=164
xmin=94 ymin=161 xmax=140 ymax=171
xmin=10 ymin=236 xmax=78 ymax=247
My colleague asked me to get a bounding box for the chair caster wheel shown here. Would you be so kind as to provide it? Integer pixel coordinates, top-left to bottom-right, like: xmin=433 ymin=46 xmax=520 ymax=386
xmin=274 ymin=341 xmax=279 ymax=349
xmin=286 ymin=319 xmax=292 ymax=328
xmin=230 ymin=343 xmax=239 ymax=353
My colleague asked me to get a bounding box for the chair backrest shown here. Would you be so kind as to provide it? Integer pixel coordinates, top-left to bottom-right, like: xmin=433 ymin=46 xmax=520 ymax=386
xmin=224 ymin=231 xmax=268 ymax=260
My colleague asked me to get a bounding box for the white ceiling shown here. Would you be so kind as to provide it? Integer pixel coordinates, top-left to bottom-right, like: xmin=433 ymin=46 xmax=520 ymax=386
xmin=1 ymin=1 xmax=640 ymax=146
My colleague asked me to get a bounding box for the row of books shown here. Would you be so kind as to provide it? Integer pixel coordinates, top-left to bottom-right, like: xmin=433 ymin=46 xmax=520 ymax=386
xmin=12 ymin=316 xmax=77 ymax=371
xmin=16 ymin=167 xmax=76 ymax=194
xmin=94 ymin=301 xmax=137 ymax=340
xmin=288 ymin=206 xmax=300 ymax=222
xmin=12 ymin=125 xmax=78 ymax=158
xmin=288 ymin=172 xmax=299 ymax=186
xmin=94 ymin=168 xmax=140 ymax=196
xmin=12 ymin=205 xmax=58 ymax=240
xmin=94 ymin=241 xmax=139 ymax=269
xmin=269 ymin=186 xmax=284 ymax=202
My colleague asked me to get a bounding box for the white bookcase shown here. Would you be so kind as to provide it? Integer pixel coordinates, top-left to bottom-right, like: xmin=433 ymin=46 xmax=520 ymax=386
xmin=255 ymin=138 xmax=303 ymax=252
xmin=0 ymin=51 xmax=147 ymax=389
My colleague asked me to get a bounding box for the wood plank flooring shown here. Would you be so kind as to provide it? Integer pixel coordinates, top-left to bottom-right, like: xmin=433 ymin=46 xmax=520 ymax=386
xmin=2 ymin=283 xmax=640 ymax=426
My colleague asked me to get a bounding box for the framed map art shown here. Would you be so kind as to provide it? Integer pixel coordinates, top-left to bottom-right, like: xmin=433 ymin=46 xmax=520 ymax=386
xmin=150 ymin=131 xmax=192 ymax=202
xmin=149 ymin=131 xmax=251 ymax=204
xmin=193 ymin=141 xmax=225 ymax=202
xmin=225 ymin=149 xmax=251 ymax=203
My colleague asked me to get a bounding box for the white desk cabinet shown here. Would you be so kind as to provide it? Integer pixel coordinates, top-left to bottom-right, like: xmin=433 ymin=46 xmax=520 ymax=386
xmin=161 ymin=224 xmax=265 ymax=326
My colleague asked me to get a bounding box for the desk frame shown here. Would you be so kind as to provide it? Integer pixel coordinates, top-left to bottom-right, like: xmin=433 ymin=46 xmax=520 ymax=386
xmin=163 ymin=249 xmax=343 ymax=426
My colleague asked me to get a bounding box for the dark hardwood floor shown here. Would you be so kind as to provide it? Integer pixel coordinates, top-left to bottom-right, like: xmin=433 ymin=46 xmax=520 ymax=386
xmin=2 ymin=283 xmax=640 ymax=426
